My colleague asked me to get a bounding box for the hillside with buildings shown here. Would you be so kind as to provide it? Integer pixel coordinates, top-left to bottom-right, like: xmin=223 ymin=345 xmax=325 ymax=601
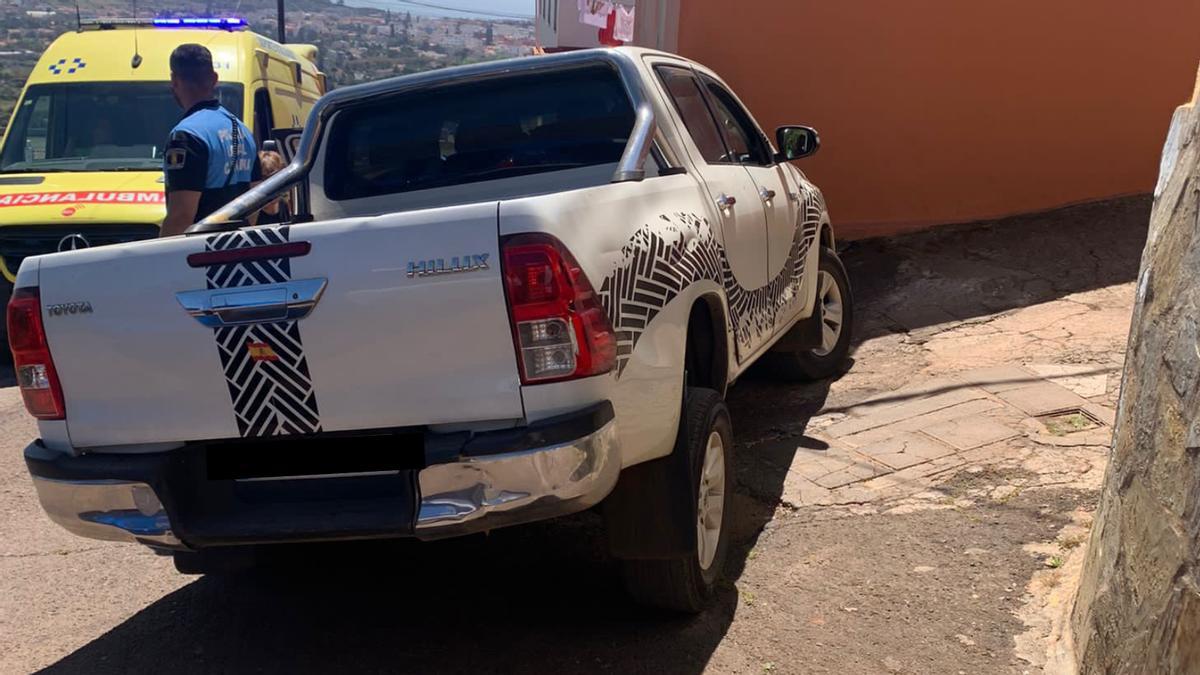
xmin=0 ymin=0 xmax=535 ymax=134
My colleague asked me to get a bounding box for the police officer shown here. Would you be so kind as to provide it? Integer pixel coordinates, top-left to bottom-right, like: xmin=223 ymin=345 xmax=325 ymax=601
xmin=160 ymin=43 xmax=260 ymax=237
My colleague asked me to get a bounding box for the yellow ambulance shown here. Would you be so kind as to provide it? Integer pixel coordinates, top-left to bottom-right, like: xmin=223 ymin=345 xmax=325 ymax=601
xmin=0 ymin=16 xmax=324 ymax=296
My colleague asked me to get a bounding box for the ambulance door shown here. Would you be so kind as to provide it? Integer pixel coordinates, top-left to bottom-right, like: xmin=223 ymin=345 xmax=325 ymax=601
xmin=252 ymin=87 xmax=275 ymax=147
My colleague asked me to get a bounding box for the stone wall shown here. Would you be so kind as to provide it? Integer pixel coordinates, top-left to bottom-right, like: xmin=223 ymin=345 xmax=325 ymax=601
xmin=1070 ymin=66 xmax=1200 ymax=673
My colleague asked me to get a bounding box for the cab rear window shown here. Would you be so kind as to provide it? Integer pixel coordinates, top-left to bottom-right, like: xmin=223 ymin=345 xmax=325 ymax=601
xmin=323 ymin=65 xmax=635 ymax=201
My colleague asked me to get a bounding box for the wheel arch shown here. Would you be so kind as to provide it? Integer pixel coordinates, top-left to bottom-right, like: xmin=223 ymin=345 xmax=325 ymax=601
xmin=685 ymin=292 xmax=731 ymax=396
xmin=820 ymin=220 xmax=835 ymax=251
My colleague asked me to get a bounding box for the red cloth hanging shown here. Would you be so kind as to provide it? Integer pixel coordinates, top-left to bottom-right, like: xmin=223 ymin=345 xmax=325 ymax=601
xmin=598 ymin=6 xmax=623 ymax=46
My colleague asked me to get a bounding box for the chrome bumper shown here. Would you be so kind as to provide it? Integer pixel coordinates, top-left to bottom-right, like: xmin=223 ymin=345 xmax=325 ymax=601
xmin=30 ymin=477 xmax=183 ymax=547
xmin=415 ymin=419 xmax=619 ymax=539
xmin=27 ymin=418 xmax=619 ymax=547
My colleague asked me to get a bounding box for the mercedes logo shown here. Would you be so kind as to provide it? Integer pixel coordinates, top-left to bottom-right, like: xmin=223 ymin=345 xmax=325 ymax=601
xmin=57 ymin=234 xmax=90 ymax=252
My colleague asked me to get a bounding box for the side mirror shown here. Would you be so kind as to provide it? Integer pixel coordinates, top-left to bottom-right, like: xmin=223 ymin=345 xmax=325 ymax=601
xmin=775 ymin=126 xmax=820 ymax=161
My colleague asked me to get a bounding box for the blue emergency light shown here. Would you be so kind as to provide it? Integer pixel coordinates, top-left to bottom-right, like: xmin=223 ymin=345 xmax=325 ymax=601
xmin=152 ymin=17 xmax=247 ymax=29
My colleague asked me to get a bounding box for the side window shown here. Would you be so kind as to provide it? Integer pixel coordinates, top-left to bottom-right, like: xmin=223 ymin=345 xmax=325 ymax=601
xmin=700 ymin=76 xmax=773 ymax=166
xmin=253 ymin=88 xmax=274 ymax=147
xmin=18 ymin=95 xmax=51 ymax=163
xmin=655 ymin=65 xmax=730 ymax=164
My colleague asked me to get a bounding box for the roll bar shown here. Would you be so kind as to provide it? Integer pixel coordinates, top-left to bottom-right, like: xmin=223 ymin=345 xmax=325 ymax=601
xmin=190 ymin=48 xmax=657 ymax=233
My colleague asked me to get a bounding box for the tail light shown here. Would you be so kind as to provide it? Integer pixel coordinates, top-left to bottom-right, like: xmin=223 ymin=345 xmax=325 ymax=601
xmin=8 ymin=287 xmax=65 ymax=420
xmin=501 ymin=233 xmax=617 ymax=384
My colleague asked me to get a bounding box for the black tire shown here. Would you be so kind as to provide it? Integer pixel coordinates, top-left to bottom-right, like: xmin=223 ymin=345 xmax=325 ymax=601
xmin=767 ymin=247 xmax=853 ymax=380
xmin=172 ymin=547 xmax=257 ymax=575
xmin=622 ymin=387 xmax=733 ymax=613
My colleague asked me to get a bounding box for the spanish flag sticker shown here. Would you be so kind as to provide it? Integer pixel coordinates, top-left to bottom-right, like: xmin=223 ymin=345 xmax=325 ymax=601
xmin=247 ymin=341 xmax=279 ymax=362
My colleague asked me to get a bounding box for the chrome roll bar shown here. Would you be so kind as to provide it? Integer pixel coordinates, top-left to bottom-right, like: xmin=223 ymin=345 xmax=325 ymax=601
xmin=191 ymin=48 xmax=657 ymax=232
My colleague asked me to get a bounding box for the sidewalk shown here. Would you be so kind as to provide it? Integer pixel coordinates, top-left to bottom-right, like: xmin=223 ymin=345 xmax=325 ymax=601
xmin=715 ymin=196 xmax=1147 ymax=674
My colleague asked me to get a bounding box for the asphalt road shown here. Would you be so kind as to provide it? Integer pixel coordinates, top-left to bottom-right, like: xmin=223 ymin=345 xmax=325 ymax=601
xmin=0 ymin=376 xmax=779 ymax=675
xmin=0 ymin=369 xmax=1083 ymax=675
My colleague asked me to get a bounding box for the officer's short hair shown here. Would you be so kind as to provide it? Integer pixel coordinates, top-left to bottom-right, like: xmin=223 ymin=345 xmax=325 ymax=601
xmin=170 ymin=44 xmax=215 ymax=85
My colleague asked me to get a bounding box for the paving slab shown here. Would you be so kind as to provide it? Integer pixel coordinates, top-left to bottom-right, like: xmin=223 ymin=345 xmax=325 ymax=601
xmin=827 ymin=485 xmax=880 ymax=505
xmin=854 ymin=432 xmax=957 ymax=470
xmin=996 ymin=381 xmax=1089 ymax=416
xmin=849 ymin=374 xmax=967 ymax=414
xmin=812 ymin=465 xmax=888 ymax=489
xmin=836 ymin=398 xmax=1001 ymax=448
xmin=789 ymin=451 xmax=889 ymax=489
xmin=1026 ymin=364 xmax=1110 ymax=398
xmin=787 ymin=453 xmax=862 ymax=482
xmin=921 ymin=416 xmax=1022 ymax=451
xmin=780 ymin=474 xmax=834 ymax=506
xmin=1082 ymin=401 xmax=1117 ymax=426
xmin=959 ymin=443 xmax=1027 ymax=465
xmin=952 ymin=364 xmax=1041 ymax=393
xmin=825 ymin=388 xmax=992 ymax=438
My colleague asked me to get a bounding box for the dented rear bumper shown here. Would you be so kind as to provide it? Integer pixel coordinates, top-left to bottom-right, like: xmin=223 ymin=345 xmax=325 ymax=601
xmin=24 ymin=402 xmax=618 ymax=549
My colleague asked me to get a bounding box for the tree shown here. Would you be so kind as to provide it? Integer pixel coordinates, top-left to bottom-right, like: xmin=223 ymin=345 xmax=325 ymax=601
xmin=1071 ymin=65 xmax=1200 ymax=673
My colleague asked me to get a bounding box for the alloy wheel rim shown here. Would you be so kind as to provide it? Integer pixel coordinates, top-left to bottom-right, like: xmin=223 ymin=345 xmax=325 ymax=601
xmin=812 ymin=269 xmax=843 ymax=357
xmin=697 ymin=430 xmax=726 ymax=571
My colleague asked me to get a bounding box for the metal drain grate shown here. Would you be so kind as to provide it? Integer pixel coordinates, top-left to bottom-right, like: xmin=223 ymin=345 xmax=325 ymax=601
xmin=1037 ymin=408 xmax=1104 ymax=436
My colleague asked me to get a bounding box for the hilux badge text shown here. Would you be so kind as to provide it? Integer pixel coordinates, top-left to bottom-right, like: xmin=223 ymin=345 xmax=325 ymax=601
xmin=407 ymin=254 xmax=490 ymax=278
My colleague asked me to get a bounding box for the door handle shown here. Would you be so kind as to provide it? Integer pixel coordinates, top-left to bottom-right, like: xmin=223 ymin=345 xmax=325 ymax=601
xmin=759 ymin=188 xmax=776 ymax=202
xmin=716 ymin=194 xmax=737 ymax=209
xmin=177 ymin=278 xmax=328 ymax=327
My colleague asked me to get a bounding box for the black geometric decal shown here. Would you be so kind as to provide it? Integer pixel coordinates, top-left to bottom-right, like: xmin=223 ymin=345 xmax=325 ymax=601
xmin=204 ymin=226 xmax=322 ymax=437
xmin=598 ymin=188 xmax=823 ymax=375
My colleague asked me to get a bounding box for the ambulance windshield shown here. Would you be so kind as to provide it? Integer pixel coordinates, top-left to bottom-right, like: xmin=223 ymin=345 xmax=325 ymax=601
xmin=0 ymin=82 xmax=243 ymax=173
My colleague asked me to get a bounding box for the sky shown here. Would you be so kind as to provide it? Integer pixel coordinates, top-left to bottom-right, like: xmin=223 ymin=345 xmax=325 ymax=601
xmin=340 ymin=0 xmax=534 ymax=20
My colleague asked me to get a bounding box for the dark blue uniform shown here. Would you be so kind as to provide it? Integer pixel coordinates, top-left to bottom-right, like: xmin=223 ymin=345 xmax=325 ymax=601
xmin=163 ymin=99 xmax=260 ymax=223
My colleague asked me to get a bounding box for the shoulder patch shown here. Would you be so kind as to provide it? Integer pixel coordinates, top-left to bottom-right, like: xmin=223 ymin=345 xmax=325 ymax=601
xmin=165 ymin=147 xmax=187 ymax=169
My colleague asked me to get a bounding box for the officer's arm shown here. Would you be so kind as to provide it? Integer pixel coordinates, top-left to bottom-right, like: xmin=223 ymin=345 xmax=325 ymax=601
xmin=160 ymin=131 xmax=208 ymax=237
xmin=245 ymin=149 xmax=264 ymax=227
xmin=162 ymin=192 xmax=201 ymax=237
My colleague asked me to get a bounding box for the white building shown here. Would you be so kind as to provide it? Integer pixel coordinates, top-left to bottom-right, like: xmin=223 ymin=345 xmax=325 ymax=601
xmin=535 ymin=0 xmax=679 ymax=52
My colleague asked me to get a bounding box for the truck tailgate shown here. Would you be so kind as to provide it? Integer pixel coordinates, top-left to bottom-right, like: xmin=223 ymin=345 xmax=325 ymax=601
xmin=37 ymin=202 xmax=524 ymax=447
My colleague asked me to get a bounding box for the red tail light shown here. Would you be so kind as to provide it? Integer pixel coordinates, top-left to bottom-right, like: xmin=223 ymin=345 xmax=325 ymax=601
xmin=8 ymin=287 xmax=65 ymax=420
xmin=501 ymin=233 xmax=617 ymax=384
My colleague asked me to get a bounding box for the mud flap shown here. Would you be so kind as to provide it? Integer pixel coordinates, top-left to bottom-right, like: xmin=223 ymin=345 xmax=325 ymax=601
xmin=774 ymin=304 xmax=824 ymax=352
xmin=603 ymin=404 xmax=697 ymax=560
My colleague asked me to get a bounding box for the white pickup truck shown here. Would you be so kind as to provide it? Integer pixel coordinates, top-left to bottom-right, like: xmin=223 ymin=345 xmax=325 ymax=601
xmin=14 ymin=48 xmax=851 ymax=611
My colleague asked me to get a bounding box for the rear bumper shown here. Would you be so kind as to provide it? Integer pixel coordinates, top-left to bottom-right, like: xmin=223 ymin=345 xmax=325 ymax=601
xmin=24 ymin=403 xmax=619 ymax=549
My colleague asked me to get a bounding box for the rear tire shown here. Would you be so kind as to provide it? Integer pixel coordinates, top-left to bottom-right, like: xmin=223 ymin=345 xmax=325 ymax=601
xmin=172 ymin=547 xmax=257 ymax=575
xmin=622 ymin=387 xmax=733 ymax=613
xmin=766 ymin=247 xmax=853 ymax=380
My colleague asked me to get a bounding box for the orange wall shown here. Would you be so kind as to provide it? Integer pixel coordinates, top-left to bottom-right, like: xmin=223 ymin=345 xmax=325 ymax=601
xmin=678 ymin=0 xmax=1200 ymax=238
